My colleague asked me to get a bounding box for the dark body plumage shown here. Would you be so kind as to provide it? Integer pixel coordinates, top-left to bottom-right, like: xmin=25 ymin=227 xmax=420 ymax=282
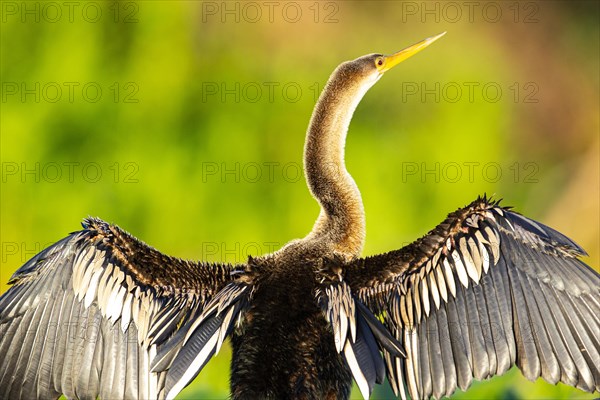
xmin=1 ymin=34 xmax=599 ymax=400
xmin=230 ymin=248 xmax=352 ymax=399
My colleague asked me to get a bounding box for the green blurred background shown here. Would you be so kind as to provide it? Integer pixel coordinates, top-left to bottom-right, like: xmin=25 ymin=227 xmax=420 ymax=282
xmin=1 ymin=1 xmax=598 ymax=399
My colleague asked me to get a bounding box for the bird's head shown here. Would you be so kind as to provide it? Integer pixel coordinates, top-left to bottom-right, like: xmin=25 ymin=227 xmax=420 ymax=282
xmin=330 ymin=32 xmax=446 ymax=95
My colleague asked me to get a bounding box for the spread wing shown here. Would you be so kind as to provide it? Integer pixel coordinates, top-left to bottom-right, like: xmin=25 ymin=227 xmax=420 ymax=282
xmin=0 ymin=217 xmax=246 ymax=400
xmin=344 ymin=196 xmax=600 ymax=399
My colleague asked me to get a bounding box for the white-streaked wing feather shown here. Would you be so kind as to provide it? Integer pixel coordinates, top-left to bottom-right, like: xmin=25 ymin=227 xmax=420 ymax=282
xmin=349 ymin=197 xmax=599 ymax=399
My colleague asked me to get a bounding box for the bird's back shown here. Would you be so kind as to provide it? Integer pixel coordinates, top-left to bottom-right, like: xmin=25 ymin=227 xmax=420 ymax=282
xmin=229 ymin=250 xmax=352 ymax=400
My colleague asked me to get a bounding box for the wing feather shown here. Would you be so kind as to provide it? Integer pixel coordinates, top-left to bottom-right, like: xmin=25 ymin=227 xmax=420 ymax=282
xmin=345 ymin=196 xmax=599 ymax=398
xmin=318 ymin=280 xmax=404 ymax=399
xmin=480 ymin=268 xmax=511 ymax=376
xmin=451 ymin=281 xmax=473 ymax=380
xmin=0 ymin=217 xmax=241 ymax=399
xmin=464 ymin=281 xmax=490 ymax=380
xmin=22 ymin=299 xmax=55 ymax=399
xmin=473 ymin=281 xmax=496 ymax=376
xmin=426 ymin=306 xmax=443 ymax=399
xmin=434 ymin=305 xmax=456 ymax=398
xmin=15 ymin=303 xmax=44 ymax=395
xmin=417 ymin=318 xmax=431 ymax=396
xmin=445 ymin=294 xmax=472 ymax=392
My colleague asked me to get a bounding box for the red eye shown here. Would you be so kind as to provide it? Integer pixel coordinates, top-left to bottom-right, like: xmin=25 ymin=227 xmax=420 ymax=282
xmin=377 ymin=58 xmax=384 ymax=66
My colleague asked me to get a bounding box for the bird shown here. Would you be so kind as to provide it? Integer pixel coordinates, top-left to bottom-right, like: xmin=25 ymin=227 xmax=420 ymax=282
xmin=1 ymin=32 xmax=599 ymax=400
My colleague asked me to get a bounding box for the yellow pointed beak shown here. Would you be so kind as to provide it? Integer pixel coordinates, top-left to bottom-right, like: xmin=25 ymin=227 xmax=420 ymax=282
xmin=378 ymin=32 xmax=446 ymax=73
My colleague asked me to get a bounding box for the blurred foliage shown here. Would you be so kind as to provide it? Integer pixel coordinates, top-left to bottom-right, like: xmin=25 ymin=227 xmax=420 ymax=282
xmin=1 ymin=1 xmax=598 ymax=399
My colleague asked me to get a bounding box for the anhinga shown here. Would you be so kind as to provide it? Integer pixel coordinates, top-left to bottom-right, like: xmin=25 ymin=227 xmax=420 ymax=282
xmin=0 ymin=33 xmax=598 ymax=400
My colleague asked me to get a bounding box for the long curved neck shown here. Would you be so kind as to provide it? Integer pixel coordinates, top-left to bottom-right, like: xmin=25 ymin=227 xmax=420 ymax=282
xmin=303 ymin=67 xmax=376 ymax=257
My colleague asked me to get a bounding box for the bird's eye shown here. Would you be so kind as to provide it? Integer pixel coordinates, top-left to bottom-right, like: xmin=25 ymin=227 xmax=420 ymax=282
xmin=375 ymin=57 xmax=385 ymax=69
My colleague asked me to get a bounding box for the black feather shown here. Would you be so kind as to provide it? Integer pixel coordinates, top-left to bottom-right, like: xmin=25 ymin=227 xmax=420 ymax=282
xmin=435 ymin=305 xmax=456 ymax=398
xmin=163 ymin=314 xmax=221 ymax=395
xmin=355 ymin=300 xmax=404 ymax=357
xmin=417 ymin=318 xmax=431 ymax=396
xmin=426 ymin=305 xmax=445 ymax=399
